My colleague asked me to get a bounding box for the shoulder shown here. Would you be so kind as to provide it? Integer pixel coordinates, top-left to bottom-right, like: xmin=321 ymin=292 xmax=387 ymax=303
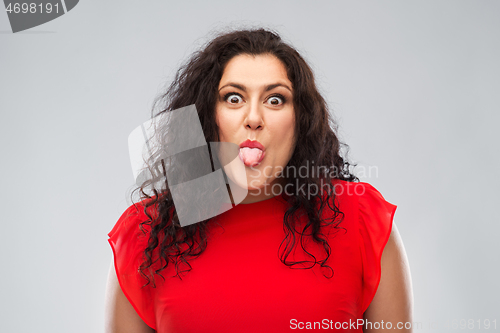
xmin=106 ymin=199 xmax=159 ymax=331
xmin=331 ymin=179 xmax=383 ymax=198
xmin=364 ymin=221 xmax=413 ymax=324
xmin=330 ymin=180 xmax=396 ymax=214
xmin=334 ymin=180 xmax=400 ymax=313
xmin=108 ymin=198 xmax=158 ymax=241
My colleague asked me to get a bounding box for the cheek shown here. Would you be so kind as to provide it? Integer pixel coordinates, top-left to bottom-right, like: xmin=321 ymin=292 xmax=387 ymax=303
xmin=215 ymin=109 xmax=227 ymax=139
xmin=271 ymin=114 xmax=296 ymax=160
xmin=284 ymin=117 xmax=297 ymax=158
xmin=282 ymin=113 xmax=296 ymax=145
xmin=216 ymin=110 xmax=241 ymax=140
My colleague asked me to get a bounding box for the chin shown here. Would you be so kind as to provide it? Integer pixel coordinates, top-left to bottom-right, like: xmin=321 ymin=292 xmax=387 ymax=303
xmin=223 ymin=157 xmax=279 ymax=192
xmin=227 ymin=175 xmax=266 ymax=191
xmin=246 ymin=176 xmax=271 ymax=190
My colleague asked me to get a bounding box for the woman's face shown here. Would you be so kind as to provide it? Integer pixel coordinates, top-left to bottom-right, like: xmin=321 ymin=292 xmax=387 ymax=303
xmin=215 ymin=53 xmax=296 ymax=203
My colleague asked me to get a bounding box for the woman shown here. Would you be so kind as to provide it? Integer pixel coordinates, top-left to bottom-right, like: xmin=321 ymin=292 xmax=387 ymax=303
xmin=104 ymin=28 xmax=413 ymax=332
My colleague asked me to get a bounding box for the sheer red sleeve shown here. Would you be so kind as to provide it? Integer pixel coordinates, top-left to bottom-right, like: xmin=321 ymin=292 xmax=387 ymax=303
xmin=357 ymin=182 xmax=398 ymax=314
xmin=107 ymin=202 xmax=157 ymax=330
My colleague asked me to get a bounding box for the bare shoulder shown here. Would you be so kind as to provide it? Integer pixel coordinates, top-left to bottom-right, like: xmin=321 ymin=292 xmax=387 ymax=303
xmin=104 ymin=259 xmax=156 ymax=333
xmin=363 ymin=223 xmax=414 ymax=332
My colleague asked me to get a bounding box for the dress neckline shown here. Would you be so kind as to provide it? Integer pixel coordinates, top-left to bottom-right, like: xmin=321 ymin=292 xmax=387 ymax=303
xmin=212 ymin=192 xmax=288 ymax=224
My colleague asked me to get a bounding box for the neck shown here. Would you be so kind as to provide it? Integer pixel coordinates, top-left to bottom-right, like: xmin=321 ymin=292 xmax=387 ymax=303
xmin=236 ymin=177 xmax=285 ymax=204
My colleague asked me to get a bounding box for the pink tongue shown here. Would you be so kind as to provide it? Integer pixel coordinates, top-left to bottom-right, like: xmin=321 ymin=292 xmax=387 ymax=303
xmin=239 ymin=147 xmax=263 ymax=167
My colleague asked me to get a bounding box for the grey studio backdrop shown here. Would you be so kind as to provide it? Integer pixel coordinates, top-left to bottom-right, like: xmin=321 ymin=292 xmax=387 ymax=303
xmin=1 ymin=1 xmax=499 ymax=332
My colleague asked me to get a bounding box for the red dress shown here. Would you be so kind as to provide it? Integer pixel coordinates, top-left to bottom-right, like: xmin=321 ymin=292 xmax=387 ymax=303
xmin=107 ymin=180 xmax=397 ymax=332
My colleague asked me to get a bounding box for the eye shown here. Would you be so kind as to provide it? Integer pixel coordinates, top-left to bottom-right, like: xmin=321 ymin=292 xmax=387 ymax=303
xmin=267 ymin=94 xmax=286 ymax=106
xmin=224 ymin=93 xmax=244 ymax=104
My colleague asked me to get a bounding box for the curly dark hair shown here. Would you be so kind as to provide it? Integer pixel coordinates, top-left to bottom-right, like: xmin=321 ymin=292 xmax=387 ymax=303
xmin=131 ymin=27 xmax=359 ymax=287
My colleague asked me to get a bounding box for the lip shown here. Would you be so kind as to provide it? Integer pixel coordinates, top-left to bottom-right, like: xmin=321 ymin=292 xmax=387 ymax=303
xmin=239 ymin=139 xmax=265 ymax=151
xmin=239 ymin=139 xmax=266 ymax=166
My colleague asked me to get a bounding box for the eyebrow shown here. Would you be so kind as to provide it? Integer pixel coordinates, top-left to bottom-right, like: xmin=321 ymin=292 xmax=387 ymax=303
xmin=218 ymin=82 xmax=293 ymax=93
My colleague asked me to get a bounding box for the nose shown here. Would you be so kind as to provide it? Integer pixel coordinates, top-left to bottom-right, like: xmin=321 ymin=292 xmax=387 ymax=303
xmin=244 ymin=101 xmax=264 ymax=131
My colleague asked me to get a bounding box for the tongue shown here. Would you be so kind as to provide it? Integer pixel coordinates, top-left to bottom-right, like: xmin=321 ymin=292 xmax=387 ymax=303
xmin=239 ymin=147 xmax=263 ymax=167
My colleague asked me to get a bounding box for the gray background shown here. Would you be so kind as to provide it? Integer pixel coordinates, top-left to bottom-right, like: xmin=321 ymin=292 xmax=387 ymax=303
xmin=1 ymin=0 xmax=499 ymax=332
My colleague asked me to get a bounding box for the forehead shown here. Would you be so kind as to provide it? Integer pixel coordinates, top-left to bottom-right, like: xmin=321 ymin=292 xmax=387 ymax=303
xmin=219 ymin=54 xmax=291 ymax=87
